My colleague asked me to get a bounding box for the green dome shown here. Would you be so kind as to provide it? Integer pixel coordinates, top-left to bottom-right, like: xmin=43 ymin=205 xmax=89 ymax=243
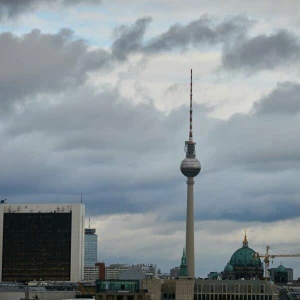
xmin=276 ymin=264 xmax=286 ymax=273
xmin=229 ymin=236 xmax=262 ymax=268
xmin=212 ymin=272 xmax=221 ymax=279
xmin=224 ymin=263 xmax=234 ymax=272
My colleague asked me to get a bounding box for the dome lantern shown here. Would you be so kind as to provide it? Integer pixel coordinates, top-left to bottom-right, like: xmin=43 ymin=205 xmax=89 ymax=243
xmin=243 ymin=230 xmax=248 ymax=248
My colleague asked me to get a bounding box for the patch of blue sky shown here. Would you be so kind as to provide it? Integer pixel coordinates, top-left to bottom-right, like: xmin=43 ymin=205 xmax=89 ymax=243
xmin=36 ymin=8 xmax=114 ymax=47
xmin=0 ymin=6 xmax=116 ymax=48
xmin=0 ymin=10 xmax=63 ymax=37
xmin=65 ymin=6 xmax=118 ymax=47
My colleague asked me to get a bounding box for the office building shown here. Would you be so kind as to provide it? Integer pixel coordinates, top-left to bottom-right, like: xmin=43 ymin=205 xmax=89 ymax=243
xmin=170 ymin=267 xmax=180 ymax=278
xmin=97 ymin=262 xmax=106 ymax=280
xmin=84 ymin=227 xmax=98 ymax=280
xmin=106 ymin=264 xmax=157 ymax=280
xmin=83 ymin=262 xmax=105 ymax=281
xmin=0 ymin=203 xmax=85 ymax=282
xmin=84 ymin=266 xmax=100 ymax=281
xmin=85 ymin=228 xmax=97 ymax=267
xmin=106 ymin=264 xmax=129 ymax=280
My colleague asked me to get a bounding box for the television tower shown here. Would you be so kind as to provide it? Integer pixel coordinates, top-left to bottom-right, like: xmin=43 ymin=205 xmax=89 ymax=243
xmin=180 ymin=69 xmax=201 ymax=278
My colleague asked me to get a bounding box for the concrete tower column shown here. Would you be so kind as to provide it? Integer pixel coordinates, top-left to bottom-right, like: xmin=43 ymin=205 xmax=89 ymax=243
xmin=180 ymin=70 xmax=201 ymax=278
xmin=186 ymin=177 xmax=195 ymax=277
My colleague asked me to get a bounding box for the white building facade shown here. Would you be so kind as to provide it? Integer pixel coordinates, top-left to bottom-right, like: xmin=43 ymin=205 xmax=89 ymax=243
xmin=0 ymin=203 xmax=85 ymax=282
xmin=106 ymin=264 xmax=157 ymax=280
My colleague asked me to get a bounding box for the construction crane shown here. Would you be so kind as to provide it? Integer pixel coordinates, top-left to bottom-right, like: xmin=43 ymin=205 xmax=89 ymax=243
xmin=254 ymin=246 xmax=300 ymax=279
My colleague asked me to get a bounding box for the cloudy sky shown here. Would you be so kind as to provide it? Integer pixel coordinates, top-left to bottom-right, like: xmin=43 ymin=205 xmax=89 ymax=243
xmin=1 ymin=0 xmax=300 ymax=277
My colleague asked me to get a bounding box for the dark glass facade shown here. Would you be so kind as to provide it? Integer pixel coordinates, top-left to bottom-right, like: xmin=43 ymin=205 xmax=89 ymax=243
xmin=96 ymin=280 xmax=140 ymax=293
xmin=2 ymin=212 xmax=72 ymax=282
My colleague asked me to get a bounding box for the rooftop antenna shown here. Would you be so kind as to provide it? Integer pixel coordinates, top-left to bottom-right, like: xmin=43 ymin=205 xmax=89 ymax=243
xmin=81 ymin=193 xmax=83 ymax=204
xmin=189 ymin=69 xmax=193 ymax=142
xmin=89 ymin=217 xmax=90 ymax=229
xmin=184 ymin=69 xmax=196 ymax=158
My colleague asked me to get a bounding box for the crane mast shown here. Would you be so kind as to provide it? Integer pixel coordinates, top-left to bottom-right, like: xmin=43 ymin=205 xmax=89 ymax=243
xmin=255 ymin=245 xmax=300 ymax=279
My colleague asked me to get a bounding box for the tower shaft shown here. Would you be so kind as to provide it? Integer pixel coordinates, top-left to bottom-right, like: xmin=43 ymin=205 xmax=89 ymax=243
xmin=186 ymin=177 xmax=195 ymax=277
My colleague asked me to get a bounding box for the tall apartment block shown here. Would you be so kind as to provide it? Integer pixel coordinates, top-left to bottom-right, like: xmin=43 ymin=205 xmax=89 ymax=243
xmin=84 ymin=227 xmax=98 ymax=280
xmin=0 ymin=203 xmax=85 ymax=282
xmin=84 ymin=228 xmax=97 ymax=267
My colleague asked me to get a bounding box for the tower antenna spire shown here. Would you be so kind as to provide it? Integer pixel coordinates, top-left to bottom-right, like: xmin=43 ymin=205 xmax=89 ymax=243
xmin=189 ymin=69 xmax=193 ymax=142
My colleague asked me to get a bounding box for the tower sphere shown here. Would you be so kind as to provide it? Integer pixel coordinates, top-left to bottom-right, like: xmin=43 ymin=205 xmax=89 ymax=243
xmin=180 ymin=157 xmax=201 ymax=177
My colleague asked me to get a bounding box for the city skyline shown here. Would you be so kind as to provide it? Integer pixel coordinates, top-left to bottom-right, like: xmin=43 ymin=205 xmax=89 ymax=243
xmin=0 ymin=0 xmax=300 ymax=278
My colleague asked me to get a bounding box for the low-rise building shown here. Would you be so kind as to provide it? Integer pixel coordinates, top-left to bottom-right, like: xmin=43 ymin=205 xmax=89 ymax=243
xmin=207 ymin=272 xmax=219 ymax=279
xmin=84 ymin=266 xmax=100 ymax=281
xmin=95 ymin=278 xmax=278 ymax=300
xmin=106 ymin=264 xmax=157 ymax=280
xmin=170 ymin=267 xmax=180 ymax=278
xmin=96 ymin=279 xmax=147 ymax=300
xmin=194 ymin=279 xmax=278 ymax=300
xmin=84 ymin=262 xmax=106 ymax=281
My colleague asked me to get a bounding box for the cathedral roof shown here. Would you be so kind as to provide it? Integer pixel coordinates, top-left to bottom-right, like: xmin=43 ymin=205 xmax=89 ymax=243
xmin=229 ymin=233 xmax=262 ymax=268
xmin=276 ymin=264 xmax=286 ymax=273
xmin=224 ymin=262 xmax=234 ymax=272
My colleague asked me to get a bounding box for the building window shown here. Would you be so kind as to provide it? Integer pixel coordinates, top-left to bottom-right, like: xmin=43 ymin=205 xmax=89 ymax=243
xmin=210 ymin=284 xmax=215 ymax=293
xmin=260 ymin=285 xmax=265 ymax=294
xmin=2 ymin=212 xmax=72 ymax=282
xmin=222 ymin=285 xmax=227 ymax=293
xmin=234 ymin=285 xmax=240 ymax=294
xmin=198 ymin=284 xmax=202 ymax=293
xmin=247 ymin=285 xmax=252 ymax=294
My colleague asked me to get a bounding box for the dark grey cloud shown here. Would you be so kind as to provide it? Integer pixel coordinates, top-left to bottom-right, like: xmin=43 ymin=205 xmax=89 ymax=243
xmin=173 ymin=201 xmax=300 ymax=223
xmin=111 ymin=15 xmax=253 ymax=60
xmin=144 ymin=15 xmax=253 ymax=53
xmin=209 ymin=81 xmax=300 ymax=172
xmin=222 ymin=30 xmax=300 ymax=72
xmin=2 ymin=79 xmax=300 ymax=225
xmin=254 ymin=82 xmax=300 ymax=115
xmin=0 ymin=13 xmax=299 ymax=225
xmin=0 ymin=0 xmax=102 ymax=19
xmin=111 ymin=17 xmax=152 ymax=61
xmin=5 ymin=86 xmax=168 ymax=155
xmin=0 ymin=29 xmax=110 ymax=111
xmin=0 ymin=82 xmax=217 ymax=217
